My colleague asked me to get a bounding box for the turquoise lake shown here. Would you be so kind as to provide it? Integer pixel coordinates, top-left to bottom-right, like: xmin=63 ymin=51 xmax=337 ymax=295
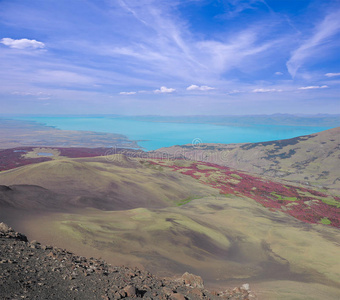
xmin=14 ymin=116 xmax=332 ymax=151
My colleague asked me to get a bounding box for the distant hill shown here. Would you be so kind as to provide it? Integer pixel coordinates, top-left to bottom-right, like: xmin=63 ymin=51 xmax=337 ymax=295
xmin=155 ymin=127 xmax=340 ymax=192
xmin=131 ymin=114 xmax=340 ymax=127
xmin=0 ymin=118 xmax=138 ymax=149
xmin=0 ymin=154 xmax=215 ymax=211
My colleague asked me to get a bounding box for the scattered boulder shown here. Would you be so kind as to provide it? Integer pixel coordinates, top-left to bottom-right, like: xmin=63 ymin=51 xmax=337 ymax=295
xmin=189 ymin=287 xmax=204 ymax=297
xmin=171 ymin=292 xmax=186 ymax=300
xmin=123 ymin=285 xmax=137 ymax=297
xmin=181 ymin=272 xmax=204 ymax=289
xmin=0 ymin=222 xmax=28 ymax=241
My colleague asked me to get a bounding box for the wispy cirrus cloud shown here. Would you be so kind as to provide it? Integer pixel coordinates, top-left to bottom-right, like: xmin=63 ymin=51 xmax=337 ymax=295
xmin=12 ymin=91 xmax=51 ymax=97
xmin=119 ymin=91 xmax=136 ymax=95
xmin=252 ymin=88 xmax=282 ymax=93
xmin=102 ymin=0 xmax=282 ymax=85
xmin=154 ymin=86 xmax=175 ymax=93
xmin=0 ymin=1 xmax=294 ymax=94
xmin=298 ymin=85 xmax=328 ymax=90
xmin=223 ymin=0 xmax=267 ymax=18
xmin=1 ymin=38 xmax=45 ymax=49
xmin=196 ymin=29 xmax=275 ymax=76
xmin=325 ymin=72 xmax=340 ymax=77
xmin=0 ymin=0 xmax=339 ymax=115
xmin=187 ymin=84 xmax=215 ymax=91
xmin=287 ymin=10 xmax=340 ymax=77
xmin=111 ymin=1 xmax=204 ymax=82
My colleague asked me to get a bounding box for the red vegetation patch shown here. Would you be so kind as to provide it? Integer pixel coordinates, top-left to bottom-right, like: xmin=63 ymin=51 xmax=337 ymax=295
xmin=0 ymin=148 xmax=51 ymax=172
xmin=148 ymin=160 xmax=340 ymax=228
xmin=57 ymin=147 xmax=111 ymax=158
xmin=0 ymin=147 xmax=113 ymax=172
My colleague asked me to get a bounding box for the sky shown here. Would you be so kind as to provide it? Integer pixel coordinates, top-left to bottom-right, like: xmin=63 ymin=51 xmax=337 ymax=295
xmin=0 ymin=0 xmax=339 ymax=115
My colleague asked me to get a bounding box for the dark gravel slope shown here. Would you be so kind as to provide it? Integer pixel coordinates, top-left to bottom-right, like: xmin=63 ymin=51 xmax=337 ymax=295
xmin=0 ymin=223 xmax=256 ymax=300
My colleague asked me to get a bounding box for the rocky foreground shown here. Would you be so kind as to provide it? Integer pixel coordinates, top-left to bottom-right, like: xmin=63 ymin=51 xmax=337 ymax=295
xmin=0 ymin=223 xmax=257 ymax=300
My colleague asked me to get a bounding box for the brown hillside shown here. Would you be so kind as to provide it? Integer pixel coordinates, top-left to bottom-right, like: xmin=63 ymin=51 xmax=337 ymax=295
xmin=0 ymin=154 xmax=216 ymax=211
xmin=155 ymin=127 xmax=340 ymax=191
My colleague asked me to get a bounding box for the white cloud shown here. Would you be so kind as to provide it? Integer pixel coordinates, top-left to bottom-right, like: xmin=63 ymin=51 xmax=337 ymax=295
xmin=197 ymin=30 xmax=274 ymax=76
xmin=252 ymin=88 xmax=282 ymax=93
xmin=1 ymin=38 xmax=45 ymax=49
xmin=298 ymin=85 xmax=328 ymax=90
xmin=227 ymin=89 xmax=242 ymax=95
xmin=287 ymin=11 xmax=340 ymax=77
xmin=154 ymin=86 xmax=175 ymax=93
xmin=11 ymin=91 xmax=51 ymax=100
xmin=119 ymin=91 xmax=136 ymax=95
xmin=187 ymin=84 xmax=215 ymax=91
xmin=325 ymin=72 xmax=340 ymax=77
xmin=275 ymin=72 xmax=283 ymax=75
xmin=12 ymin=91 xmax=51 ymax=97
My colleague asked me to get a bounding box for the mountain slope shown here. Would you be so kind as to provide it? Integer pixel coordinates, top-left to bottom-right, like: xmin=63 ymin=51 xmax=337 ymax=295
xmin=0 ymin=222 xmax=256 ymax=300
xmin=0 ymin=155 xmax=216 ymax=211
xmin=7 ymin=194 xmax=340 ymax=300
xmin=0 ymin=184 xmax=69 ymax=211
xmin=155 ymin=127 xmax=340 ymax=191
xmin=0 ymin=153 xmax=339 ymax=299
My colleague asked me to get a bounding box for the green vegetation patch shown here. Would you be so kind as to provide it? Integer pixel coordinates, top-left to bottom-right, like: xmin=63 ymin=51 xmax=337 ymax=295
xmin=297 ymin=190 xmax=340 ymax=208
xmin=142 ymin=162 xmax=164 ymax=171
xmin=321 ymin=198 xmax=340 ymax=208
xmin=270 ymin=192 xmax=298 ymax=201
xmin=320 ymin=217 xmax=331 ymax=225
xmin=230 ymin=173 xmax=242 ymax=180
xmin=172 ymin=160 xmax=193 ymax=167
xmin=196 ymin=164 xmax=219 ymax=171
xmin=176 ymin=195 xmax=202 ymax=206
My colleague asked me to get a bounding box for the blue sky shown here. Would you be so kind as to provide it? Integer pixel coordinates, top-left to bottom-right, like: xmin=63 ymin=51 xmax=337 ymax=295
xmin=0 ymin=0 xmax=339 ymax=115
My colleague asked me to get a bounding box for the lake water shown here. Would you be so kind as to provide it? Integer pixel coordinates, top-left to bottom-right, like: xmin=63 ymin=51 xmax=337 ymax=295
xmin=37 ymin=152 xmax=54 ymax=156
xmin=14 ymin=116 xmax=332 ymax=151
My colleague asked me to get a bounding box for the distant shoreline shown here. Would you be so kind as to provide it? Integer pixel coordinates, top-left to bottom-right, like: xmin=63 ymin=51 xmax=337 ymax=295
xmin=0 ymin=118 xmax=139 ymax=149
